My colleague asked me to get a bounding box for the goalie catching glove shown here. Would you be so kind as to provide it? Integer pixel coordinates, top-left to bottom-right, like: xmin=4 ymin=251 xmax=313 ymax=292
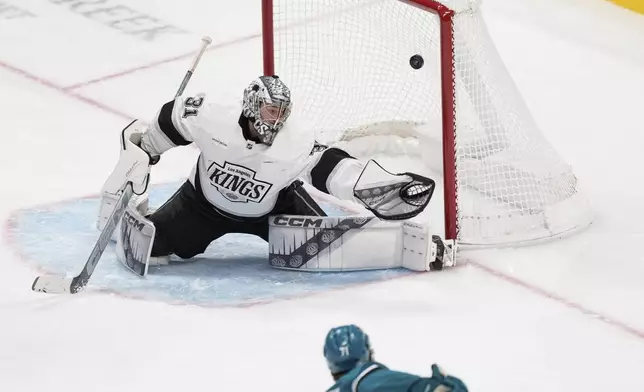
xmin=353 ymin=160 xmax=435 ymax=221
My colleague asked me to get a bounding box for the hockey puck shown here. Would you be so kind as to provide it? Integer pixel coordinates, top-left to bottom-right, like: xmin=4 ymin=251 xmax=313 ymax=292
xmin=409 ymin=54 xmax=424 ymax=70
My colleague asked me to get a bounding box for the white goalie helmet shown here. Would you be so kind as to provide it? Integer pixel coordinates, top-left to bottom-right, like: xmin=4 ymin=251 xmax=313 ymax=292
xmin=242 ymin=75 xmax=292 ymax=145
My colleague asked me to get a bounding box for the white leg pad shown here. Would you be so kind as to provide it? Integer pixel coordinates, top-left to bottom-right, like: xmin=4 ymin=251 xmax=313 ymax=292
xmin=267 ymin=215 xmax=455 ymax=272
xmin=148 ymin=255 xmax=171 ymax=266
xmin=115 ymin=203 xmax=156 ymax=277
xmin=97 ymin=191 xmax=150 ymax=241
xmin=401 ymin=221 xmax=435 ymax=271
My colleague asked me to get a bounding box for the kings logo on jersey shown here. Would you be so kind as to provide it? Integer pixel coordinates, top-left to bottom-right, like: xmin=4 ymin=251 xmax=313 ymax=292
xmin=207 ymin=161 xmax=273 ymax=203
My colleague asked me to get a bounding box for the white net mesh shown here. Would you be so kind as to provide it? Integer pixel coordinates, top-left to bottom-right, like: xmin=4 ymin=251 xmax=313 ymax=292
xmin=268 ymin=0 xmax=592 ymax=245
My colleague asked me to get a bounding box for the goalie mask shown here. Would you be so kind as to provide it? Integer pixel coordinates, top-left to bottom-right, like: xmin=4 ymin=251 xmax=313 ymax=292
xmin=242 ymin=75 xmax=292 ymax=145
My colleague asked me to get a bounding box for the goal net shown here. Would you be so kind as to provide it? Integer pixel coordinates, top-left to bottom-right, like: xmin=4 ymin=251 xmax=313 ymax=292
xmin=262 ymin=0 xmax=592 ymax=246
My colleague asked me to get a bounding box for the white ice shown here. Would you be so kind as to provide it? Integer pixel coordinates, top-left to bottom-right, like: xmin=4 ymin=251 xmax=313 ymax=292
xmin=1 ymin=0 xmax=644 ymax=390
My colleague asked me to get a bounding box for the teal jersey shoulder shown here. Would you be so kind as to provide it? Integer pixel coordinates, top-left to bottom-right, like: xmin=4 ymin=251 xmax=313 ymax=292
xmin=326 ymin=362 xmax=432 ymax=392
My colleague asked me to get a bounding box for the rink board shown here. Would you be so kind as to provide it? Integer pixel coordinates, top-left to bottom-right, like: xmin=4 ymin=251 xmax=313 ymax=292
xmin=5 ymin=182 xmax=412 ymax=307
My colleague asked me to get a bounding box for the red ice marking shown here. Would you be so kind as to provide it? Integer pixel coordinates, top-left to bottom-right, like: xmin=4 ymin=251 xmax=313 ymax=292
xmin=64 ymin=33 xmax=261 ymax=91
xmin=0 ymin=60 xmax=133 ymax=121
xmin=468 ymin=260 xmax=644 ymax=341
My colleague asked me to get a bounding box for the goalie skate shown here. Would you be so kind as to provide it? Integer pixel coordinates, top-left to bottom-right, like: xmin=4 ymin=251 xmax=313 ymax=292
xmin=429 ymin=235 xmax=456 ymax=271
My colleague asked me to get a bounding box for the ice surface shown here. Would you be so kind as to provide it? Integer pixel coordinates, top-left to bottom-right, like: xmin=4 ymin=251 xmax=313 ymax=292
xmin=6 ymin=183 xmax=412 ymax=306
xmin=1 ymin=0 xmax=644 ymax=391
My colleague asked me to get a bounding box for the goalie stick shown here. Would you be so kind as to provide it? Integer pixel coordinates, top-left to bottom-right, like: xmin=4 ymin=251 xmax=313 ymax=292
xmin=31 ymin=36 xmax=212 ymax=294
xmin=32 ymin=183 xmax=134 ymax=293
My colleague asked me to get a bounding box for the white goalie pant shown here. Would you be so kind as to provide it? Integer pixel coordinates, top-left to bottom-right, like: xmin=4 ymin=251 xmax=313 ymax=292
xmin=267 ymin=215 xmax=454 ymax=272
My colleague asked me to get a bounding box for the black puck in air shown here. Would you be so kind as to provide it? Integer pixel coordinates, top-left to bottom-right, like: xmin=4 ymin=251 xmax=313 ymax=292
xmin=409 ymin=54 xmax=424 ymax=70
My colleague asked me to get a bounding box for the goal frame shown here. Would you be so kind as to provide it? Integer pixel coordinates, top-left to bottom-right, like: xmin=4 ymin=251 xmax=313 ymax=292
xmin=262 ymin=0 xmax=461 ymax=240
xmin=261 ymin=0 xmax=596 ymax=248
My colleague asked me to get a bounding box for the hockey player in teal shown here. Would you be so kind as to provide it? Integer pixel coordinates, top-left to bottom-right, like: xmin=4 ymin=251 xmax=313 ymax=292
xmin=324 ymin=325 xmax=468 ymax=392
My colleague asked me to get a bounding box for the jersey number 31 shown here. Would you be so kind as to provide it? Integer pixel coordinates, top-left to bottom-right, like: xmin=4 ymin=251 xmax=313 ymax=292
xmin=182 ymin=96 xmax=204 ymax=118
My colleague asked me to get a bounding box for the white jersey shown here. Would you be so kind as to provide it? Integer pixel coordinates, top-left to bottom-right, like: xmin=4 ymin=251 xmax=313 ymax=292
xmin=139 ymin=94 xmax=364 ymax=219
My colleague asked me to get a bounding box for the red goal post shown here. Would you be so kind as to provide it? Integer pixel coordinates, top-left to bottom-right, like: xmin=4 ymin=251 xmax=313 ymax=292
xmin=261 ymin=0 xmax=592 ymax=247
